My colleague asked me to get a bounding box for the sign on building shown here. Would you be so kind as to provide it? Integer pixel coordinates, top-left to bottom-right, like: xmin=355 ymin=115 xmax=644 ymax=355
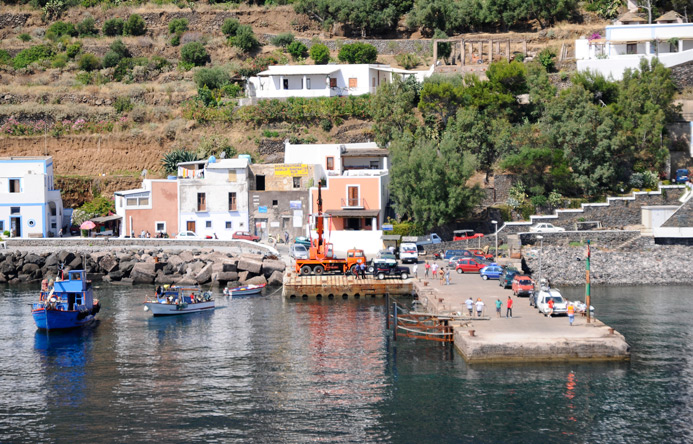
xmin=290 ymin=200 xmax=302 ymax=209
xmin=259 ymin=206 xmax=268 ymax=213
xmin=275 ymin=165 xmax=309 ymax=177
xmin=382 ymin=224 xmax=393 ymax=231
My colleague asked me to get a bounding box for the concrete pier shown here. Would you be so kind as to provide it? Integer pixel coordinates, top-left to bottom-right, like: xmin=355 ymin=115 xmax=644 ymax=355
xmin=283 ymin=273 xmax=414 ymax=299
xmin=412 ymin=272 xmax=630 ymax=363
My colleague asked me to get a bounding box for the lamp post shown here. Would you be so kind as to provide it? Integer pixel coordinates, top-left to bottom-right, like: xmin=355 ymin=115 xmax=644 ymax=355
xmin=491 ymin=220 xmax=498 ymax=261
xmin=585 ymin=239 xmax=591 ymax=324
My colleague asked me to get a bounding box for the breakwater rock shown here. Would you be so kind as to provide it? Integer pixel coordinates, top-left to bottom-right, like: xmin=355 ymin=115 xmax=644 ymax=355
xmin=0 ymin=248 xmax=286 ymax=287
xmin=523 ymin=243 xmax=693 ymax=286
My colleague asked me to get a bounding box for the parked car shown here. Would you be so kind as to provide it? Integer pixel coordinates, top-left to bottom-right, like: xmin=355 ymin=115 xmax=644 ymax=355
xmin=455 ymin=258 xmax=486 ymax=274
xmin=368 ymin=258 xmax=396 ymax=273
xmin=469 ymin=248 xmax=494 ymax=260
xmin=674 ymin=168 xmax=689 ymax=184
xmin=529 ymin=223 xmax=565 ymax=233
xmin=511 ymin=275 xmax=535 ymax=297
xmin=499 ymin=267 xmax=520 ymax=288
xmin=444 ymin=249 xmax=469 ymax=260
xmin=536 ymin=289 xmax=568 ymax=316
xmin=294 ymin=236 xmax=311 ymax=248
xmin=176 ymin=231 xmax=200 ymax=239
xmin=453 ymin=229 xmax=484 ymax=241
xmin=480 ymin=264 xmax=503 ymax=280
xmin=399 ymin=242 xmax=419 ymax=264
xmin=372 ymin=260 xmax=410 ymax=280
xmin=289 ymin=243 xmax=309 ymax=260
xmin=376 ymin=250 xmax=397 ymax=261
xmin=232 ymin=231 xmax=260 ymax=242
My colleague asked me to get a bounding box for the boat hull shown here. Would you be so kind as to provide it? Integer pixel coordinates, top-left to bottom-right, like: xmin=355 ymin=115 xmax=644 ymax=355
xmin=225 ymin=284 xmax=266 ymax=297
xmin=145 ymin=301 xmax=215 ymax=316
xmin=32 ymin=308 xmax=95 ymax=331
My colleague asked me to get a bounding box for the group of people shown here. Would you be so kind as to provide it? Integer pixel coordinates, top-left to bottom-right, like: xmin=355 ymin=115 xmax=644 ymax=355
xmin=465 ymin=297 xmax=486 ymax=317
xmin=414 ymin=261 xmax=450 ymax=285
xmin=353 ymin=262 xmax=368 ymax=279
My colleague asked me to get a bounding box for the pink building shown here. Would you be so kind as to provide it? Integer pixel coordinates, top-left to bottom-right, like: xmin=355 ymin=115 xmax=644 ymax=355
xmin=114 ymin=179 xmax=178 ymax=237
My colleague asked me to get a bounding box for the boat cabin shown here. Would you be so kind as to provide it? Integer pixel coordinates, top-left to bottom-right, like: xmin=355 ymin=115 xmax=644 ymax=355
xmin=43 ymin=270 xmax=93 ymax=311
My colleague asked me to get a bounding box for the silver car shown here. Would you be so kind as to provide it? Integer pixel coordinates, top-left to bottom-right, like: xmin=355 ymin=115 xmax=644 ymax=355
xmin=290 ymin=243 xmax=309 ymax=260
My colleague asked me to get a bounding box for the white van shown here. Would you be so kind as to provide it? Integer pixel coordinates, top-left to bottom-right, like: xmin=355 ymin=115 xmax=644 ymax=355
xmin=399 ymin=242 xmax=419 ymax=264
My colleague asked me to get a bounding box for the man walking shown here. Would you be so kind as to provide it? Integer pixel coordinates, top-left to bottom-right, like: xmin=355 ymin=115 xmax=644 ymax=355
xmin=567 ymin=303 xmax=575 ymax=326
xmin=506 ymin=296 xmax=513 ymax=318
xmin=360 ymin=262 xmax=367 ymax=280
xmin=475 ymin=298 xmax=485 ymax=317
xmin=495 ymin=298 xmax=502 ymax=318
xmin=465 ymin=297 xmax=474 ymax=317
xmin=444 ymin=268 xmax=450 ymax=285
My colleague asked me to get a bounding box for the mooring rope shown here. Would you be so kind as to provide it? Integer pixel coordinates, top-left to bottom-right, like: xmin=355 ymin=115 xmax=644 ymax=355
xmin=396 ymin=325 xmax=453 ymax=336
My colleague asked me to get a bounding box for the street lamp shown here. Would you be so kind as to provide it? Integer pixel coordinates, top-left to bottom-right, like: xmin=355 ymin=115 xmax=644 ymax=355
xmin=491 ymin=220 xmax=498 ymax=261
xmin=536 ymin=235 xmax=544 ymax=286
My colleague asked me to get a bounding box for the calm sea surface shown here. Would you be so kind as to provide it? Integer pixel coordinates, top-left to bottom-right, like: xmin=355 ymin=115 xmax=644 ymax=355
xmin=0 ymin=283 xmax=691 ymax=443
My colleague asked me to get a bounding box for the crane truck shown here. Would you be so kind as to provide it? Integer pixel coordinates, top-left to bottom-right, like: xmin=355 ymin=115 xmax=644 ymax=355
xmin=294 ymin=183 xmax=368 ymax=276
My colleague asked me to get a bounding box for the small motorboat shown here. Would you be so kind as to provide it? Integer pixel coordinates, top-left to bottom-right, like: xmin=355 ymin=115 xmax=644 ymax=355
xmin=223 ymin=283 xmax=266 ymax=297
xmin=144 ymin=285 xmax=214 ymax=316
xmin=31 ymin=270 xmax=101 ymax=331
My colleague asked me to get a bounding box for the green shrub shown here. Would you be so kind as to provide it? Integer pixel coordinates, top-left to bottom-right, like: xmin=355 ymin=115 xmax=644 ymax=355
xmin=42 ymin=0 xmax=67 ymax=21
xmin=270 ymin=32 xmax=294 ymax=47
xmin=113 ymin=96 xmax=133 ymax=113
xmin=102 ymin=51 xmax=120 ymax=68
xmin=230 ymin=25 xmax=259 ymax=52
xmin=0 ymin=50 xmax=10 ymax=65
xmin=78 ymin=53 xmax=101 ymax=71
xmin=168 ymin=18 xmax=189 ymax=34
xmin=538 ymin=48 xmax=556 ymax=72
xmin=170 ymin=34 xmax=181 ymax=46
xmin=338 ymin=42 xmax=378 ymax=64
xmin=51 ymin=53 xmax=68 ymax=68
xmin=75 ymin=71 xmax=108 ymax=85
xmin=395 ymin=52 xmax=419 ymax=69
xmin=180 ymin=42 xmax=209 ymax=66
xmin=309 ymin=43 xmax=330 ymax=64
xmin=124 ymin=14 xmax=147 ymax=36
xmin=18 ymin=33 xmax=32 ymax=42
xmin=46 ymin=21 xmax=77 ymax=40
xmin=514 ymin=53 xmax=525 ymax=62
xmin=320 ymin=118 xmax=333 ymax=132
xmin=162 ymin=148 xmax=198 ymax=175
xmin=109 ymin=39 xmax=130 ymax=58
xmin=221 ymin=83 xmax=242 ymax=98
xmin=193 ymin=66 xmax=229 ymax=90
xmin=102 ymin=18 xmax=124 ymax=36
xmin=221 ymin=18 xmax=240 ymax=37
xmin=530 ymin=195 xmax=548 ymax=208
xmin=287 ymin=40 xmax=307 ymax=60
xmin=13 ymin=45 xmax=54 ymax=69
xmin=77 ymin=17 xmax=98 ymax=37
xmin=66 ymin=42 xmax=82 ymax=59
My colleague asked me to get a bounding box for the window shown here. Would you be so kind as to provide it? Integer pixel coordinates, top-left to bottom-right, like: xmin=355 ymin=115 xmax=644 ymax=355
xmin=125 ymin=195 xmax=149 ymax=207
xmin=272 ymin=200 xmax=278 ymax=207
xmin=326 ymin=157 xmax=334 ymax=171
xmin=370 ymin=160 xmax=379 ymax=169
xmin=10 ymin=207 xmax=19 ymax=215
xmin=139 ymin=197 xmax=149 ymax=206
xmin=256 ymin=175 xmax=265 ymax=191
xmin=28 ymin=219 xmax=35 ymax=227
xmin=51 ymin=222 xmax=57 ymax=229
xmin=329 ymin=78 xmax=337 ymax=88
xmin=348 ymin=78 xmax=357 ymax=88
xmin=347 ymin=186 xmax=359 ymax=207
xmin=206 ymin=221 xmax=212 ymax=228
xmin=306 ymin=78 xmax=311 ymax=89
xmin=627 ymin=43 xmax=637 ymax=55
xmin=225 ymin=221 xmax=232 ymax=229
xmin=156 ymin=222 xmax=166 ymax=232
xmin=127 ymin=198 xmax=137 ymax=206
xmin=197 ymin=193 xmax=206 ymax=212
xmin=228 ymin=170 xmax=237 ymax=182
xmin=9 ymin=179 xmax=20 ymax=193
xmin=283 ymin=79 xmax=289 ymax=90
xmin=293 ymin=177 xmax=301 ymax=188
xmin=228 ymin=192 xmax=237 ymax=211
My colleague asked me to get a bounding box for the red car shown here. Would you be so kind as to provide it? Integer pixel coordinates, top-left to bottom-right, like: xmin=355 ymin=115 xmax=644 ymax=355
xmin=453 ymin=230 xmax=484 ymax=241
xmin=232 ymin=231 xmax=260 ymax=242
xmin=455 ymin=258 xmax=486 ymax=274
xmin=512 ymin=275 xmax=535 ymax=297
xmin=468 ymin=248 xmax=494 ymax=260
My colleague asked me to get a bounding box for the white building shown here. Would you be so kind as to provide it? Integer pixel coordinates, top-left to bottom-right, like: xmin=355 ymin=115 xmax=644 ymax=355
xmin=284 ymin=141 xmax=390 ymax=256
xmin=0 ymin=156 xmax=63 ymax=238
xmin=245 ymin=64 xmax=432 ymax=102
xmin=576 ymin=11 xmax=693 ymax=80
xmin=178 ymin=157 xmax=250 ymax=239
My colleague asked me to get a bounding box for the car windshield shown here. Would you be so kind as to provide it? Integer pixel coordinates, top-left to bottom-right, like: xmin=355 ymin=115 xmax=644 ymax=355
xmin=518 ymin=279 xmax=532 ymax=285
xmin=293 ymin=245 xmax=307 ymax=252
xmin=402 ymin=247 xmax=416 ymax=252
xmin=548 ymin=296 xmax=564 ymax=303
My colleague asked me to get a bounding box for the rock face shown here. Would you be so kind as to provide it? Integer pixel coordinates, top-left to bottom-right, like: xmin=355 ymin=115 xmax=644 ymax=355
xmin=0 ymin=248 xmax=288 ymax=288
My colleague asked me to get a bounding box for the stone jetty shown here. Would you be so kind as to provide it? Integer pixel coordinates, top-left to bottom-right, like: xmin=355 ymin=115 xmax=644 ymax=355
xmin=0 ymin=248 xmax=286 ymax=288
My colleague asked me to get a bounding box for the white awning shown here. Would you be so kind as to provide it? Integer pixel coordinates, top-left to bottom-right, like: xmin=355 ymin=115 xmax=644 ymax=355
xmin=257 ymin=65 xmax=339 ymax=76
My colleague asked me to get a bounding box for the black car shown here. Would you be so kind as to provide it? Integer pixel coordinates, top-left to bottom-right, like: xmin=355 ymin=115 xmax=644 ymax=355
xmin=499 ymin=267 xmax=520 ymax=289
xmin=372 ymin=261 xmax=410 ymax=280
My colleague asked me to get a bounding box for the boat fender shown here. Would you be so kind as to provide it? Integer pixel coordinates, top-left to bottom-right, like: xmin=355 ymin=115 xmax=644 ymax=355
xmin=91 ymin=301 xmax=101 ymax=315
xmin=144 ymin=305 xmax=150 ymax=312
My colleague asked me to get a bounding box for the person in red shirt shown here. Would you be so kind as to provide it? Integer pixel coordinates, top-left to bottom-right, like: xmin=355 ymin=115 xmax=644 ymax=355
xmin=506 ymin=295 xmax=513 ymax=318
xmin=548 ymin=298 xmax=555 ymax=317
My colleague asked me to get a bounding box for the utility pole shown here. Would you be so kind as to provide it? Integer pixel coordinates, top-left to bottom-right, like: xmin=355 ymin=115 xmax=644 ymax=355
xmin=585 ymin=240 xmax=591 ymax=324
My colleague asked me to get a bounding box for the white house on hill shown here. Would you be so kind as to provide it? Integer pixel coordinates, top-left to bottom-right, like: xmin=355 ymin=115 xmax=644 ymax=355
xmin=576 ymin=11 xmax=693 ymax=80
xmin=245 ymin=64 xmax=432 ymax=102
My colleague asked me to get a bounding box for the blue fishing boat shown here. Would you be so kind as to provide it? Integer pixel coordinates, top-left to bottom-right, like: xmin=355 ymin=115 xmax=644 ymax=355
xmin=31 ymin=270 xmax=101 ymax=330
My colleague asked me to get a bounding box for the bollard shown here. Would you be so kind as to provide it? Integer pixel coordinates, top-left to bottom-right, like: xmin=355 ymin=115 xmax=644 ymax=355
xmin=469 ymin=330 xmax=475 ymax=337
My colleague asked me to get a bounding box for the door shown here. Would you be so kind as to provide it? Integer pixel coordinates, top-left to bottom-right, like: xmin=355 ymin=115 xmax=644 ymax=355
xmin=186 ymin=221 xmax=196 ymax=233
xmin=347 ymin=186 xmax=359 ymax=207
xmin=10 ymin=216 xmax=20 ymax=237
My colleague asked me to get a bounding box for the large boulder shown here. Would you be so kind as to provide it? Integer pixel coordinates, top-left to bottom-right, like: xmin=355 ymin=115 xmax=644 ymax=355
xmin=174 ymin=275 xmax=197 ymax=286
xmin=194 ymin=263 xmax=213 ymax=284
xmin=45 ymin=253 xmax=60 ymax=268
xmin=214 ymin=271 xmax=239 ymax=282
xmin=261 ymin=259 xmax=285 ymax=277
xmin=155 ymin=271 xmax=177 ymax=284
xmin=178 ymin=250 xmax=194 ymax=263
xmin=167 ymin=255 xmax=184 ymax=267
xmin=0 ymin=260 xmax=16 ymax=276
xmin=130 ymin=263 xmax=156 ymax=284
xmin=267 ymin=270 xmax=284 ymax=287
xmin=58 ymin=251 xmax=75 ymax=265
xmin=108 ymin=270 xmax=124 ymax=281
xmin=22 ymin=263 xmax=40 ymax=274
xmin=24 ymin=254 xmax=43 ymax=266
xmin=119 ymin=261 xmax=135 ymax=275
xmin=244 ymin=275 xmax=268 ymax=286
xmin=237 ymin=256 xmax=263 ymax=274
xmin=69 ymin=256 xmax=83 ymax=269
xmin=99 ymin=255 xmax=118 ymax=273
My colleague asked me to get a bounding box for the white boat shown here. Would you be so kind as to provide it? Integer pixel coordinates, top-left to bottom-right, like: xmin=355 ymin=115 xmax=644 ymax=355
xmin=223 ymin=283 xmax=266 ymax=297
xmin=144 ymin=286 xmax=214 ymax=316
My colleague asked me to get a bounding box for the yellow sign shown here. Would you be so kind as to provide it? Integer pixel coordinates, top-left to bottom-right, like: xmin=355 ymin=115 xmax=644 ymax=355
xmin=274 ymin=164 xmax=309 ymax=176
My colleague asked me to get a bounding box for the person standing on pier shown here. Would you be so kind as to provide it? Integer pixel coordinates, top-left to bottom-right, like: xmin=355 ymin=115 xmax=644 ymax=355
xmin=431 ymin=262 xmax=438 ymax=279
xmin=475 ymin=298 xmax=485 ymax=317
xmin=439 ymin=268 xmax=445 ymax=285
xmin=466 ymin=297 xmax=474 ymax=316
xmin=413 ymin=263 xmax=418 ymax=279
xmin=444 ymin=268 xmax=450 ymax=285
xmin=360 ymin=263 xmax=367 ymax=280
xmin=567 ymin=303 xmax=575 ymax=326
xmin=424 ymin=261 xmax=430 ymax=279
xmin=506 ymin=296 xmax=513 ymax=318
xmin=547 ymin=298 xmax=555 ymax=317
xmin=495 ymin=298 xmax=502 ymax=318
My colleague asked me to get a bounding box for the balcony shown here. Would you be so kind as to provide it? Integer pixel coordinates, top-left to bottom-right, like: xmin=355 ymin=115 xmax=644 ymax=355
xmin=341 ymin=197 xmax=369 ymax=209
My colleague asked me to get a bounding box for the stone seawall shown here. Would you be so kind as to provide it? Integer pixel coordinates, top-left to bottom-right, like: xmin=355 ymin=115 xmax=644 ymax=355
xmin=0 ymin=247 xmax=285 ymax=287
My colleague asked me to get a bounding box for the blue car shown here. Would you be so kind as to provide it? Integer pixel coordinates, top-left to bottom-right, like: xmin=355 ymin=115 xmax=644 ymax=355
xmin=480 ymin=264 xmax=503 ymax=280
